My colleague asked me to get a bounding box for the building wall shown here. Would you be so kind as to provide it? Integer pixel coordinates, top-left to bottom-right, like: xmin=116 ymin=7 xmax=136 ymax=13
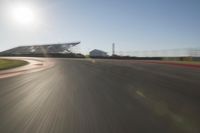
xmin=89 ymin=50 xmax=108 ymax=57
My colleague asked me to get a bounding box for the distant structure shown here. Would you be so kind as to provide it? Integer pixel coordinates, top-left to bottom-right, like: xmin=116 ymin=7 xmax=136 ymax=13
xmin=0 ymin=42 xmax=80 ymax=55
xmin=112 ymin=43 xmax=115 ymax=56
xmin=89 ymin=49 xmax=108 ymax=57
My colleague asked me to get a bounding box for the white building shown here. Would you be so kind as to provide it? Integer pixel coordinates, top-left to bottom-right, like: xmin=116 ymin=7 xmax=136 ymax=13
xmin=89 ymin=49 xmax=108 ymax=57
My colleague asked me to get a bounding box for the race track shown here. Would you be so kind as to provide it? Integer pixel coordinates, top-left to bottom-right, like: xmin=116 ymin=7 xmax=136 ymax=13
xmin=0 ymin=58 xmax=199 ymax=133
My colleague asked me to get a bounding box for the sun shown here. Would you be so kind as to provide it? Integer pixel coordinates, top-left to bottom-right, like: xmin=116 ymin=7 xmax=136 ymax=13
xmin=10 ymin=4 xmax=37 ymax=26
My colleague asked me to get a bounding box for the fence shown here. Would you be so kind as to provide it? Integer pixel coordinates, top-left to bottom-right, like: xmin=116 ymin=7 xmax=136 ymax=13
xmin=114 ymin=48 xmax=200 ymax=57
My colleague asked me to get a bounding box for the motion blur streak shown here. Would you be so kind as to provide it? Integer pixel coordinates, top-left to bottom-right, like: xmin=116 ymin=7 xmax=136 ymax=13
xmin=0 ymin=58 xmax=199 ymax=133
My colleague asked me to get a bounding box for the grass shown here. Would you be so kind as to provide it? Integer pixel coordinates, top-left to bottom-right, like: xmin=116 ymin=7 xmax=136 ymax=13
xmin=0 ymin=59 xmax=28 ymax=70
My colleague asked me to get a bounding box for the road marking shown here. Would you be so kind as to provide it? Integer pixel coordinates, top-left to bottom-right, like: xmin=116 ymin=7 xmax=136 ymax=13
xmin=136 ymin=90 xmax=146 ymax=98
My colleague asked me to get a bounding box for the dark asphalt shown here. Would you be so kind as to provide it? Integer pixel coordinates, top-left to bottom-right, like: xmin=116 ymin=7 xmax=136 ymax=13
xmin=0 ymin=58 xmax=199 ymax=133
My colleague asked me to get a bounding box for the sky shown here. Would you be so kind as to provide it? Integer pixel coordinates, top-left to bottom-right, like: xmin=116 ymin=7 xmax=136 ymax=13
xmin=0 ymin=0 xmax=200 ymax=54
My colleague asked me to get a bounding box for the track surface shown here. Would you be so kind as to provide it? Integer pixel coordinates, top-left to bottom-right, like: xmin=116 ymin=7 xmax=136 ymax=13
xmin=0 ymin=58 xmax=199 ymax=133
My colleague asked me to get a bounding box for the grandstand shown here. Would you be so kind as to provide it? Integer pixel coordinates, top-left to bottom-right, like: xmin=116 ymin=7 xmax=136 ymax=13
xmin=0 ymin=42 xmax=80 ymax=56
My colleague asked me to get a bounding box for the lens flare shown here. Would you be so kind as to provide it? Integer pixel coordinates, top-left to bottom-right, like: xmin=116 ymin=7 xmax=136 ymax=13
xmin=10 ymin=3 xmax=37 ymax=26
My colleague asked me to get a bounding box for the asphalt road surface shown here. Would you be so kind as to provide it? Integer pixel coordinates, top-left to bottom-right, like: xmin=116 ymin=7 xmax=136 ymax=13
xmin=0 ymin=58 xmax=199 ymax=133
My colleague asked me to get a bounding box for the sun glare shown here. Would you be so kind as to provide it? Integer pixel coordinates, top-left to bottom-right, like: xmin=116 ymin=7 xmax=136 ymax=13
xmin=10 ymin=4 xmax=37 ymax=26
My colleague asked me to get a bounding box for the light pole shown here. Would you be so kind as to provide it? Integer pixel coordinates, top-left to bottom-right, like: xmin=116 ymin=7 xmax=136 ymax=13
xmin=112 ymin=43 xmax=115 ymax=56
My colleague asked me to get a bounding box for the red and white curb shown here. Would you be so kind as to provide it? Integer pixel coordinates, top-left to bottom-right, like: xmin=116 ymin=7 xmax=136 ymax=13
xmin=0 ymin=57 xmax=55 ymax=79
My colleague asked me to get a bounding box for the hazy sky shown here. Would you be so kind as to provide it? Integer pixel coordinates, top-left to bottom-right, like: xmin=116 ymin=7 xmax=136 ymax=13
xmin=0 ymin=0 xmax=200 ymax=54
